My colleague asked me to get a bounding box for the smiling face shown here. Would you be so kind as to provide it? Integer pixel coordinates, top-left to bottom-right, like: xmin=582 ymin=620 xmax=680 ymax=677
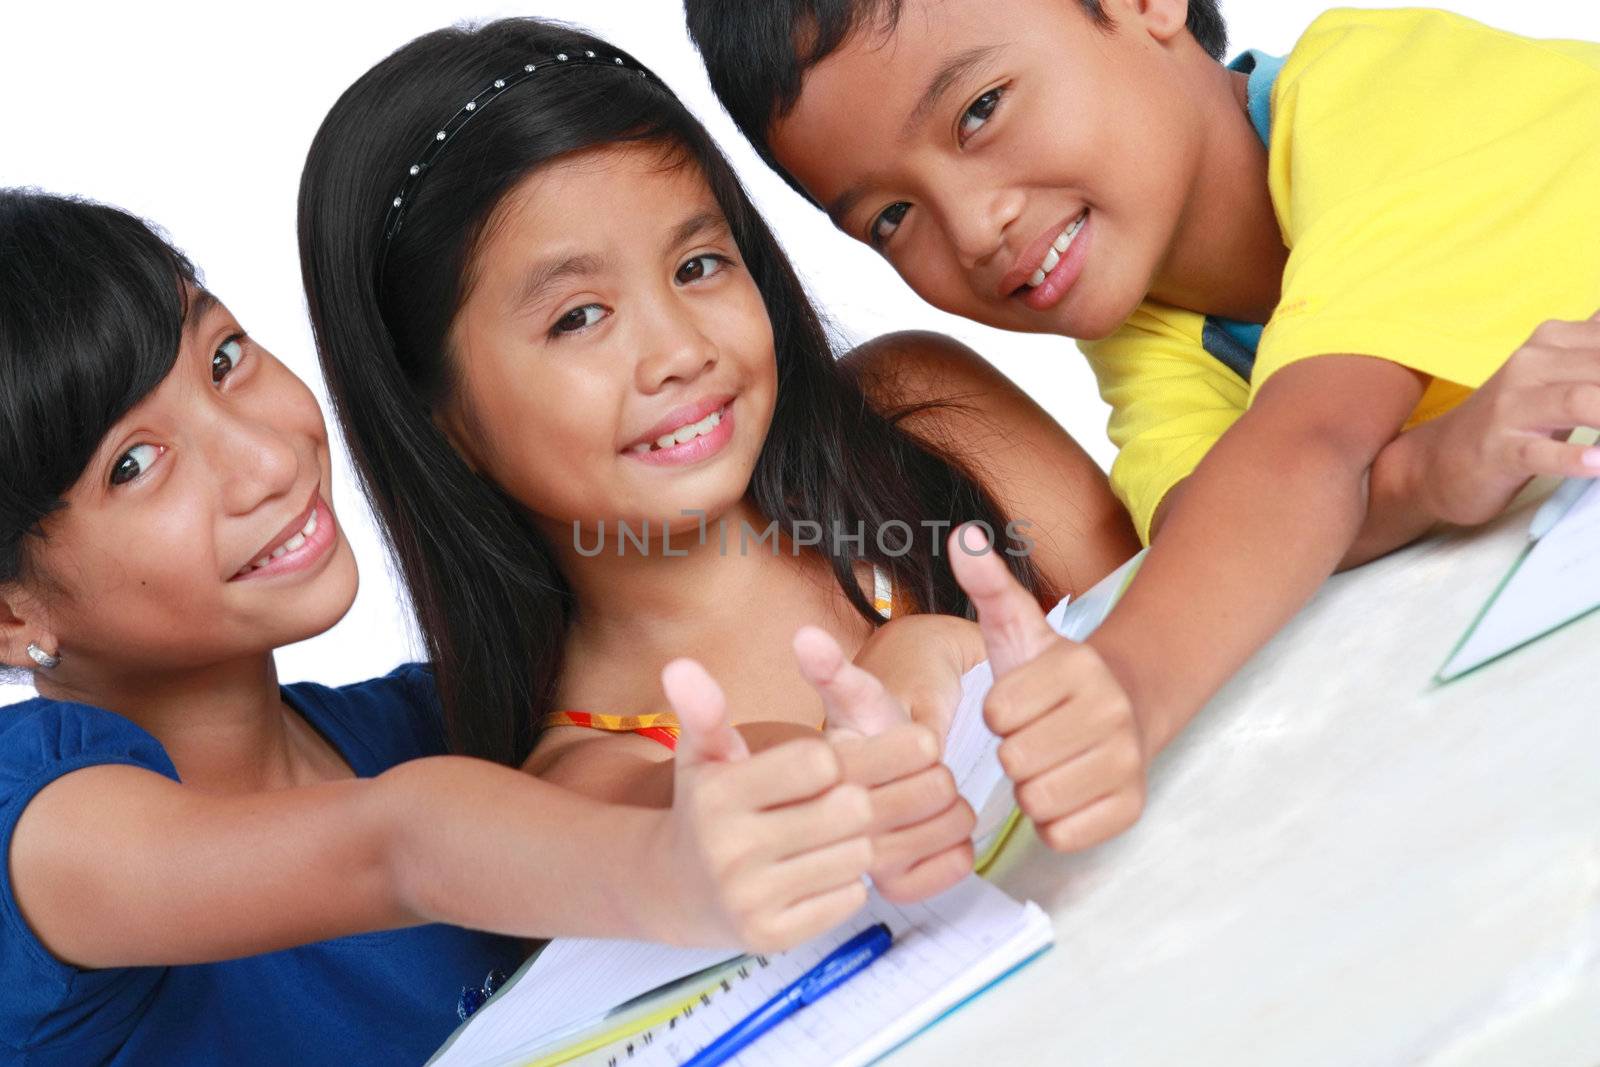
xmin=443 ymin=144 xmax=778 ymax=537
xmin=767 ymin=0 xmax=1209 ymax=340
xmin=6 ymin=293 xmax=357 ymax=680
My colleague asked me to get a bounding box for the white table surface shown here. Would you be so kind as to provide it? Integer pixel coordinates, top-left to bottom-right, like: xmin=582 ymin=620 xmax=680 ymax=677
xmin=889 ymin=489 xmax=1600 ymax=1067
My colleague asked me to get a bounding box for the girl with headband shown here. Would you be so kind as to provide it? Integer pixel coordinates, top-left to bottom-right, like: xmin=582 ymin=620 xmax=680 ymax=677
xmin=299 ymin=18 xmax=1139 ymax=899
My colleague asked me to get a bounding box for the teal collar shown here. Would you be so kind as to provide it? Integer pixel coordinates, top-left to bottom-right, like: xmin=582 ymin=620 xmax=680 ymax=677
xmin=1196 ymin=49 xmax=1286 ymax=381
xmin=1227 ymin=49 xmax=1286 ymax=150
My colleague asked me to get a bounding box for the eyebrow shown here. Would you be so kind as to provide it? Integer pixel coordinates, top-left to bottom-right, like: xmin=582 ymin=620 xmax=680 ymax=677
xmin=827 ymin=44 xmax=1004 ymax=232
xmin=183 ymin=288 xmax=219 ymax=336
xmin=667 ymin=209 xmax=731 ymax=252
xmin=902 ymin=44 xmax=1003 ymax=141
xmin=512 ymin=253 xmax=608 ymax=313
xmin=511 ymin=210 xmax=731 ymax=313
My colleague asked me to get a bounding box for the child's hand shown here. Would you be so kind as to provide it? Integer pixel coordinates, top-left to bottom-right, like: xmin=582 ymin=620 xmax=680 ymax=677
xmin=658 ymin=658 xmax=872 ymax=953
xmin=1414 ymin=311 xmax=1600 ymax=526
xmin=949 ymin=527 xmax=1149 ymax=853
xmin=793 ymin=627 xmax=976 ymax=903
xmin=848 ymin=613 xmax=984 ymax=741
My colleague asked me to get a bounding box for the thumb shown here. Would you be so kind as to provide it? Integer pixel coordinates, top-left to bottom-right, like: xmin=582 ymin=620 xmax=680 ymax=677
xmin=947 ymin=523 xmax=1057 ymax=677
xmin=792 ymin=625 xmax=907 ymax=738
xmin=662 ymin=658 xmax=750 ymax=768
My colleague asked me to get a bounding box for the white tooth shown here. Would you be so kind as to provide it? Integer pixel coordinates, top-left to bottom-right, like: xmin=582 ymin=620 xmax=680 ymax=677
xmin=1029 ymin=268 xmax=1046 ymax=287
xmin=271 ymin=545 xmax=289 ymax=559
xmin=283 ymin=532 xmax=307 ymax=553
xmin=673 ymin=425 xmax=697 ymax=446
xmin=692 ymin=414 xmax=715 ymax=436
xmin=1041 ymin=247 xmax=1060 ymax=273
xmin=655 ymin=433 xmax=677 ymax=449
xmin=255 ymin=557 xmax=271 ymax=568
xmin=629 ymin=442 xmax=651 ymax=454
xmin=1052 ymin=231 xmax=1071 ymax=253
xmin=302 ymin=510 xmax=319 ymax=536
xmin=705 ymin=410 xmax=722 ymax=427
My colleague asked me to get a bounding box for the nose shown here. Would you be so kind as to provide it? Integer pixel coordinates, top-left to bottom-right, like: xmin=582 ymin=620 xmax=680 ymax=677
xmin=634 ymin=295 xmax=718 ymax=394
xmin=940 ymin=183 xmax=1025 ymax=271
xmin=211 ymin=406 xmax=301 ymax=517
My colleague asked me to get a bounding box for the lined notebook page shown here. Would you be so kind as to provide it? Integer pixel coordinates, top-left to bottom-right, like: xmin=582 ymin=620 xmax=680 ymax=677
xmin=431 ymin=941 xmax=738 ymax=1066
xmin=617 ymin=877 xmax=1052 ymax=1067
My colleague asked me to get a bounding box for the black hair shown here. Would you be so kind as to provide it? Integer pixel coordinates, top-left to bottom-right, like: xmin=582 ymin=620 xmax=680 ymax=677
xmin=686 ymin=0 xmax=1230 ymax=198
xmin=298 ymin=17 xmax=1049 ymax=767
xmin=0 ymin=189 xmax=200 ymax=673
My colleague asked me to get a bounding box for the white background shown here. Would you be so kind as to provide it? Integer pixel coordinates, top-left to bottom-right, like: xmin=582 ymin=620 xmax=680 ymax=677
xmin=2 ymin=1 xmax=1594 ymax=705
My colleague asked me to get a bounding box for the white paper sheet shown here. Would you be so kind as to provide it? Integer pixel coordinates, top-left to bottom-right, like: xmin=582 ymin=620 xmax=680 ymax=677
xmin=1441 ymin=479 xmax=1600 ymax=680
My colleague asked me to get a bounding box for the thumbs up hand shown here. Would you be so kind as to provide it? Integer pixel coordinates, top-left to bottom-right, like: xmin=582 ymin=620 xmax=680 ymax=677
xmin=948 ymin=525 xmax=1149 ymax=853
xmin=661 ymin=658 xmax=872 ymax=952
xmin=793 ymin=627 xmax=976 ymax=903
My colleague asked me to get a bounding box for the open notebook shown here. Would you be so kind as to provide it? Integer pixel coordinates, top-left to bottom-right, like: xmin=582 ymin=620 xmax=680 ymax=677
xmin=1439 ymin=477 xmax=1600 ymax=681
xmin=429 ymin=552 xmax=1143 ymax=1067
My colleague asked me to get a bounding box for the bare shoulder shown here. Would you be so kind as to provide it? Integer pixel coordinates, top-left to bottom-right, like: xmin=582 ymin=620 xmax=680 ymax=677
xmin=842 ymin=330 xmax=1140 ymax=596
xmin=841 ymin=330 xmax=1014 ymax=425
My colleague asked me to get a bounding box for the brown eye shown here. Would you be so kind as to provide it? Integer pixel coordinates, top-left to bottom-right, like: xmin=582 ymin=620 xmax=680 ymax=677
xmin=212 ymin=336 xmax=244 ymax=383
xmin=958 ymin=87 xmax=1002 ymax=144
xmin=675 ymin=255 xmax=727 ymax=285
xmin=553 ymin=304 xmax=605 ymax=334
xmin=870 ymin=202 xmax=910 ymax=247
xmin=111 ymin=444 xmax=160 ymax=486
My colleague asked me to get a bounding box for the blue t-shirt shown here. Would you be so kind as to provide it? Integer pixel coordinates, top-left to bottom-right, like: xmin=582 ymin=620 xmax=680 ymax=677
xmin=0 ymin=665 xmax=525 ymax=1066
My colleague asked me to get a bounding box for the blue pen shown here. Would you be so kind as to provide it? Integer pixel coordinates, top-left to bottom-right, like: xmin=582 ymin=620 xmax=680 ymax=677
xmin=678 ymin=923 xmax=893 ymax=1067
xmin=1528 ymin=477 xmax=1593 ymax=542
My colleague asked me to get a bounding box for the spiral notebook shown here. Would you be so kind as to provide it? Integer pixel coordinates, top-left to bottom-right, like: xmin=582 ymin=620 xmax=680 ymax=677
xmin=429 ymin=552 xmax=1144 ymax=1067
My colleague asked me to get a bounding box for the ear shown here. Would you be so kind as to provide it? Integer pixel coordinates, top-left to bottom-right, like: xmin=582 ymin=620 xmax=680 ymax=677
xmin=1120 ymin=0 xmax=1190 ymax=44
xmin=0 ymin=587 xmax=52 ymax=670
xmin=430 ymin=401 xmax=485 ymax=476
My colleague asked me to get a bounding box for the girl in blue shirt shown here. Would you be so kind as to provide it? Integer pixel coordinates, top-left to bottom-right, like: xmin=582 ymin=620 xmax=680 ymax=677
xmin=0 ymin=190 xmax=882 ymax=1065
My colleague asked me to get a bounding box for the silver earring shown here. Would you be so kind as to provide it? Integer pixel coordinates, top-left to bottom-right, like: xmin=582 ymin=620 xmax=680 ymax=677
xmin=26 ymin=642 xmax=60 ymax=670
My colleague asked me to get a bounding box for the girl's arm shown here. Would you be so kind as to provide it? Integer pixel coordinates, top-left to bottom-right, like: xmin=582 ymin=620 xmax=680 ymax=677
xmin=10 ymin=672 xmax=876 ymax=968
xmin=842 ymin=330 xmax=1143 ymax=600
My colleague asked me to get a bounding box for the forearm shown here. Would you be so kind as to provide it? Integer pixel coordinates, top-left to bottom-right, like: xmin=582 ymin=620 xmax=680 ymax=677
xmin=379 ymin=756 xmax=675 ymax=943
xmin=1090 ymin=420 xmax=1377 ymax=751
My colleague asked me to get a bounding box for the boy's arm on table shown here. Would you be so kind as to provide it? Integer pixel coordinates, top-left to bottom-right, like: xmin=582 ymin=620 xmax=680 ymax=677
xmin=1153 ymin=313 xmax=1600 ymax=567
xmin=11 ymin=677 xmax=878 ymax=969
xmin=939 ymin=354 xmax=1421 ymax=853
xmin=1094 ymin=354 xmax=1425 ymax=752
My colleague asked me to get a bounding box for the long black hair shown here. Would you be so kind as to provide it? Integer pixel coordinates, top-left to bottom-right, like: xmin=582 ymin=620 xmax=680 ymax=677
xmin=298 ymin=18 xmax=1048 ymax=766
xmin=0 ymin=189 xmax=201 ymax=675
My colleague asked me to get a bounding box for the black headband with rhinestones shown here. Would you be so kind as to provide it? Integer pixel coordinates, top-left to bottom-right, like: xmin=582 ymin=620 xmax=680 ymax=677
xmin=380 ymin=49 xmax=654 ymax=252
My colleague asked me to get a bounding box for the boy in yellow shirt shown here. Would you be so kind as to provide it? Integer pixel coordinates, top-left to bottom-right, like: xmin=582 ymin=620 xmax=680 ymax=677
xmin=686 ymin=1 xmax=1600 ymax=850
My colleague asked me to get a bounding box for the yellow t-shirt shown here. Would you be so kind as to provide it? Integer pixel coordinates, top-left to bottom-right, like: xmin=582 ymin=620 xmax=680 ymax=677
xmin=1081 ymin=8 xmax=1600 ymax=544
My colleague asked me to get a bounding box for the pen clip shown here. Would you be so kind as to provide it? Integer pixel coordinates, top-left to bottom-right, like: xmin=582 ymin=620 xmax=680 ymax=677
xmin=798 ymin=923 xmax=892 ymax=1004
